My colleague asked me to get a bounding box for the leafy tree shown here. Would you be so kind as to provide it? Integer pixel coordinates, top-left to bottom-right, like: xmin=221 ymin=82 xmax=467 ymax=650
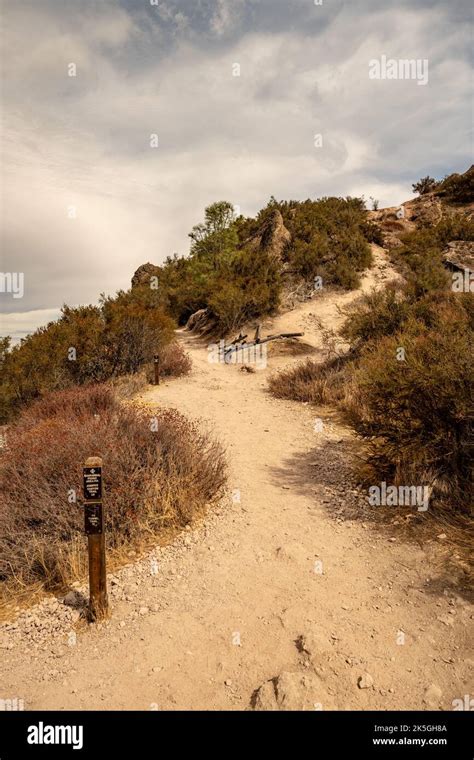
xmin=412 ymin=176 xmax=438 ymax=195
xmin=189 ymin=201 xmax=238 ymax=271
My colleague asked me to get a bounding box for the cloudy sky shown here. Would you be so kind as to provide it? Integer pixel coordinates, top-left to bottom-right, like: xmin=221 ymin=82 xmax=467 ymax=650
xmin=1 ymin=0 xmax=472 ymax=341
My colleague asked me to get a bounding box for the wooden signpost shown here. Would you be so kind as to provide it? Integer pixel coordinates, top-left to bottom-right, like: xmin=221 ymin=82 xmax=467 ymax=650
xmin=83 ymin=456 xmax=108 ymax=621
xmin=153 ymin=354 xmax=160 ymax=385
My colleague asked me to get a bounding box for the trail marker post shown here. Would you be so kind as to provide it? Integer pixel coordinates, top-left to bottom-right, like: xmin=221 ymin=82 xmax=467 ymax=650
xmin=83 ymin=456 xmax=108 ymax=621
xmin=153 ymin=354 xmax=160 ymax=385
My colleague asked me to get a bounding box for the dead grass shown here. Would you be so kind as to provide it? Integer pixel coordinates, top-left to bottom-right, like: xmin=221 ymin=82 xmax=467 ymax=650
xmin=382 ymin=219 xmax=407 ymax=231
xmin=0 ymin=384 xmax=226 ymax=607
xmin=156 ymin=341 xmax=192 ymax=377
xmin=267 ymin=338 xmax=317 ymax=357
xmin=268 ymin=354 xmax=351 ymax=404
xmin=109 ymin=371 xmax=148 ymax=400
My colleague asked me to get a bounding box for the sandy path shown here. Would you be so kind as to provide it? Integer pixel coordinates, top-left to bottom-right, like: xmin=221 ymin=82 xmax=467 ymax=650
xmin=1 ymin=248 xmax=472 ymax=710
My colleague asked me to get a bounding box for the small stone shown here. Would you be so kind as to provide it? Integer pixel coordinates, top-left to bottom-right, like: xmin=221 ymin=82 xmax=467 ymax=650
xmin=357 ymin=673 xmax=374 ymax=689
xmin=138 ymin=607 xmax=149 ymax=616
xmin=63 ymin=591 xmax=82 ymax=608
xmin=423 ymin=683 xmax=442 ymax=706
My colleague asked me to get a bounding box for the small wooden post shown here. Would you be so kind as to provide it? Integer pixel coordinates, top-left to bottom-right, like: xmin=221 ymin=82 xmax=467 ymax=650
xmin=153 ymin=354 xmax=160 ymax=385
xmin=83 ymin=456 xmax=107 ymax=621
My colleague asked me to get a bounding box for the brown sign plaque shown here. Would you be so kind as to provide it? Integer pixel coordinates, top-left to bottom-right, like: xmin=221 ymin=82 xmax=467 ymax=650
xmin=84 ymin=502 xmax=103 ymax=535
xmin=83 ymin=466 xmax=102 ymax=500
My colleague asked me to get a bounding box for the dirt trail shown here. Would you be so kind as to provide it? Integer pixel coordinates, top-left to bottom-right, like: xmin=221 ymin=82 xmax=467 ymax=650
xmin=1 ymin=247 xmax=472 ymax=710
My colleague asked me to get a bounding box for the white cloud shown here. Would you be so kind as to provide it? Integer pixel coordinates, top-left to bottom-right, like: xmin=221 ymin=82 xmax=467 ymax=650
xmin=1 ymin=0 xmax=471 ymax=337
xmin=1 ymin=309 xmax=63 ymax=344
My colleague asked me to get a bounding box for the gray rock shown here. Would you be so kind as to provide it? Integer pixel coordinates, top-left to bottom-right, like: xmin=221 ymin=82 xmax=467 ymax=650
xmin=62 ymin=591 xmax=83 ymax=609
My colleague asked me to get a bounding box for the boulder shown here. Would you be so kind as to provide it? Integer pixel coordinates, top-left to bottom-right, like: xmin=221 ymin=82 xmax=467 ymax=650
xmin=131 ymin=262 xmax=160 ymax=288
xmin=442 ymin=240 xmax=474 ymax=273
xmin=185 ymin=308 xmax=214 ymax=334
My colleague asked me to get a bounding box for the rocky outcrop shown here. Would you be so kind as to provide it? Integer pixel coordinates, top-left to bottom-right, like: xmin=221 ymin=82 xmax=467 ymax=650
xmin=370 ymin=186 xmax=473 ymax=250
xmin=242 ymin=209 xmax=291 ymax=260
xmin=260 ymin=209 xmax=292 ymax=258
xmin=368 ymin=206 xmax=415 ymax=249
xmin=443 ymin=241 xmax=474 ymax=273
xmin=185 ymin=308 xmax=214 ymax=333
xmin=403 ymin=194 xmax=444 ymax=226
xmin=131 ymin=262 xmax=160 ymax=288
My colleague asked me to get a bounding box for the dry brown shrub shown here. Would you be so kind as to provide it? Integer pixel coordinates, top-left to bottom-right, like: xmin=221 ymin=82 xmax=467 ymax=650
xmin=109 ymin=371 xmax=148 ymax=400
xmin=268 ymin=355 xmax=351 ymax=405
xmin=151 ymin=342 xmax=192 ymax=378
xmin=0 ymin=384 xmax=226 ymax=602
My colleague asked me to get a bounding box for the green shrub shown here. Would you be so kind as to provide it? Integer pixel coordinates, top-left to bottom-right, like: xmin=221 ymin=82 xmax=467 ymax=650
xmin=0 ymin=290 xmax=175 ymax=422
xmin=100 ymin=286 xmax=175 ymax=375
xmin=207 ymin=248 xmax=281 ymax=333
xmin=340 ymin=286 xmax=410 ymax=345
xmin=145 ymin=196 xmax=375 ymax=337
xmin=344 ymin=311 xmax=473 ymax=513
xmin=393 ymin=216 xmax=474 ymax=297
xmin=435 ymin=166 xmax=474 ymax=204
xmin=269 ymin=284 xmax=473 ymax=516
xmin=277 ymin=196 xmax=373 ymax=288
